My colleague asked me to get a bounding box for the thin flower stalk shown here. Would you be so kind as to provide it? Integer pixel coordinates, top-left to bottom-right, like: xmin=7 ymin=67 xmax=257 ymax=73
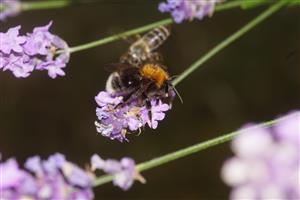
xmin=93 ymin=113 xmax=292 ymax=187
xmin=172 ymin=0 xmax=287 ymax=86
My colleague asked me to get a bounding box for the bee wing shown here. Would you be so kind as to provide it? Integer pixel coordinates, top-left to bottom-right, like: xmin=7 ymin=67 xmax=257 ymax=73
xmin=104 ymin=62 xmax=132 ymax=72
xmin=149 ymin=52 xmax=164 ymax=63
xmin=122 ymin=34 xmax=141 ymax=44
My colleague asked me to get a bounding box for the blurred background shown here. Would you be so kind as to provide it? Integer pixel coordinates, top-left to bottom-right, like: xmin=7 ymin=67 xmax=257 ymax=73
xmin=0 ymin=0 xmax=299 ymax=199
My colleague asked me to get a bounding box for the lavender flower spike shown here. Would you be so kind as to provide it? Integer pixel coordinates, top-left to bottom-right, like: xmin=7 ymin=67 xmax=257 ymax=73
xmin=159 ymin=0 xmax=225 ymax=23
xmin=0 ymin=0 xmax=21 ymax=21
xmin=0 ymin=22 xmax=70 ymax=78
xmin=221 ymin=111 xmax=300 ymax=200
xmin=95 ymin=89 xmax=174 ymax=142
xmin=91 ymin=154 xmax=146 ymax=190
xmin=0 ymin=153 xmax=94 ymax=200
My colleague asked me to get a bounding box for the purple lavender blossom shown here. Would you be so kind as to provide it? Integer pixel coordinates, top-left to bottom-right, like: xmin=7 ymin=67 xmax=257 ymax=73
xmin=95 ymin=90 xmax=174 ymax=142
xmin=0 ymin=22 xmax=70 ymax=78
xmin=91 ymin=154 xmax=145 ymax=190
xmin=158 ymin=0 xmax=225 ymax=23
xmin=221 ymin=111 xmax=300 ymax=200
xmin=0 ymin=153 xmax=94 ymax=200
xmin=0 ymin=0 xmax=21 ymax=21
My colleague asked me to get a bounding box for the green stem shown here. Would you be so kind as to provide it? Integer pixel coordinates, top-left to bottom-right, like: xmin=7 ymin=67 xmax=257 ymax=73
xmin=93 ymin=114 xmax=287 ymax=187
xmin=21 ymin=0 xmax=100 ymax=11
xmin=64 ymin=0 xmax=260 ymax=54
xmin=172 ymin=0 xmax=286 ymax=86
xmin=22 ymin=1 xmax=71 ymax=11
xmin=68 ymin=18 xmax=173 ymax=54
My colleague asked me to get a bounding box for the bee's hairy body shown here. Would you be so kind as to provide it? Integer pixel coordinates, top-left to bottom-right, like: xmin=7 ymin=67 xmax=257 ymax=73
xmin=105 ymin=25 xmax=177 ymax=104
xmin=106 ymin=63 xmax=170 ymax=102
xmin=140 ymin=63 xmax=169 ymax=88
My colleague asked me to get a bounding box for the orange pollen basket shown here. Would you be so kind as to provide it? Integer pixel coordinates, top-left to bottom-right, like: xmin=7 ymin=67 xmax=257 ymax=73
xmin=140 ymin=64 xmax=169 ymax=88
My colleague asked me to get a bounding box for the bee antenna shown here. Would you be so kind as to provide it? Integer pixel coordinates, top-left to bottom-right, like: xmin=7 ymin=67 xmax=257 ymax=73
xmin=171 ymin=84 xmax=183 ymax=104
xmin=168 ymin=76 xmax=183 ymax=104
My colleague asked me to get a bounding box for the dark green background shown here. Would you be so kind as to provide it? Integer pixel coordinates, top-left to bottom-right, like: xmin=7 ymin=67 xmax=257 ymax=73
xmin=0 ymin=0 xmax=299 ymax=199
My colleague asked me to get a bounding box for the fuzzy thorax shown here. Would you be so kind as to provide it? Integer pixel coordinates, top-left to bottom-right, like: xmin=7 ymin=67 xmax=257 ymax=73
xmin=139 ymin=63 xmax=169 ymax=88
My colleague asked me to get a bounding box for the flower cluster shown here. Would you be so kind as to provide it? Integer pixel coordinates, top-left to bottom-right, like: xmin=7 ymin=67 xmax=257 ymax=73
xmin=0 ymin=0 xmax=21 ymax=21
xmin=95 ymin=90 xmax=174 ymax=142
xmin=0 ymin=153 xmax=94 ymax=200
xmin=159 ymin=0 xmax=224 ymax=23
xmin=0 ymin=153 xmax=140 ymax=198
xmin=221 ymin=111 xmax=300 ymax=199
xmin=0 ymin=22 xmax=70 ymax=78
xmin=91 ymin=154 xmax=145 ymax=190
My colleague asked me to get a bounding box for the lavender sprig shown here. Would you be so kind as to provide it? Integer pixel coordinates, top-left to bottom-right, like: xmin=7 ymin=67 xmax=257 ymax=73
xmin=0 ymin=22 xmax=70 ymax=78
xmin=221 ymin=111 xmax=300 ymax=199
xmin=91 ymin=154 xmax=145 ymax=190
xmin=95 ymin=90 xmax=174 ymax=142
xmin=0 ymin=153 xmax=143 ymax=198
xmin=0 ymin=153 xmax=94 ymax=199
xmin=159 ymin=0 xmax=225 ymax=23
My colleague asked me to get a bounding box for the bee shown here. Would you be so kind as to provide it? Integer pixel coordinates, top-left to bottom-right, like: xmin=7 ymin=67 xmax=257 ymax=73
xmin=120 ymin=26 xmax=170 ymax=67
xmin=106 ymin=26 xmax=182 ymax=105
xmin=105 ymin=61 xmax=183 ymax=106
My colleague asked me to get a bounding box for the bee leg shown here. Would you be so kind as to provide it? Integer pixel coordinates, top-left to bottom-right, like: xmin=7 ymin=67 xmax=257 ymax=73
xmin=165 ymin=82 xmax=169 ymax=97
xmin=144 ymin=95 xmax=153 ymax=127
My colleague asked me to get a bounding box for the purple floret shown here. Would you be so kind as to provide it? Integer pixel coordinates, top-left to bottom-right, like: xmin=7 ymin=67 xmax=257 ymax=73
xmin=221 ymin=111 xmax=300 ymax=200
xmin=159 ymin=0 xmax=225 ymax=23
xmin=0 ymin=22 xmax=70 ymax=78
xmin=91 ymin=154 xmax=145 ymax=190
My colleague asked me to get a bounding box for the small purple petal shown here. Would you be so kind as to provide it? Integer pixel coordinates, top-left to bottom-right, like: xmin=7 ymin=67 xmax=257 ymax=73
xmin=0 ymin=26 xmax=26 ymax=54
xmin=0 ymin=158 xmax=26 ymax=188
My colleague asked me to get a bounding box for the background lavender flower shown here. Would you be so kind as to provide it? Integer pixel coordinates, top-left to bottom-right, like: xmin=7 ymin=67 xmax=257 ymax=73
xmin=0 ymin=0 xmax=21 ymax=21
xmin=221 ymin=111 xmax=300 ymax=199
xmin=159 ymin=0 xmax=224 ymax=23
xmin=91 ymin=154 xmax=145 ymax=190
xmin=0 ymin=153 xmax=94 ymax=200
xmin=0 ymin=22 xmax=70 ymax=78
xmin=95 ymin=91 xmax=174 ymax=142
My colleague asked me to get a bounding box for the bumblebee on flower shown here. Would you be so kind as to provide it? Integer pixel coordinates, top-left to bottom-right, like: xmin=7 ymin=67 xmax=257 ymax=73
xmin=95 ymin=26 xmax=179 ymax=142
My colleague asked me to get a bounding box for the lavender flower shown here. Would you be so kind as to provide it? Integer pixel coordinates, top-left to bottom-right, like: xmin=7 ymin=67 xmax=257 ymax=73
xmin=0 ymin=153 xmax=94 ymax=200
xmin=0 ymin=0 xmax=21 ymax=21
xmin=221 ymin=111 xmax=300 ymax=200
xmin=91 ymin=154 xmax=145 ymax=190
xmin=95 ymin=90 xmax=174 ymax=142
xmin=0 ymin=22 xmax=70 ymax=78
xmin=158 ymin=0 xmax=225 ymax=23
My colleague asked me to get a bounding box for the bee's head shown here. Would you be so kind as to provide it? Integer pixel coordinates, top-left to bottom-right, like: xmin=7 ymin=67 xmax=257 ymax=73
xmin=120 ymin=67 xmax=141 ymax=88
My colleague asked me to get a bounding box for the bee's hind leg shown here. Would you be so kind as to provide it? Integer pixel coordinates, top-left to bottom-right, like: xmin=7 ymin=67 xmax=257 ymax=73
xmin=142 ymin=92 xmax=154 ymax=128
